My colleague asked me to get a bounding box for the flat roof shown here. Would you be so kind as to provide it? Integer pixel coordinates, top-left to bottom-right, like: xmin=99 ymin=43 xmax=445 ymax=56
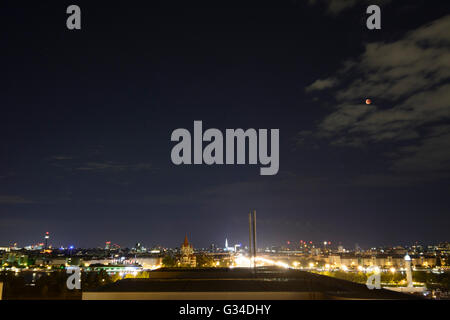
xmin=84 ymin=268 xmax=420 ymax=300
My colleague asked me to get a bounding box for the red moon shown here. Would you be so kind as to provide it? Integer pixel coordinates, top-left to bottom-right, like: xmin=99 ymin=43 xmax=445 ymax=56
xmin=365 ymin=99 xmax=372 ymax=105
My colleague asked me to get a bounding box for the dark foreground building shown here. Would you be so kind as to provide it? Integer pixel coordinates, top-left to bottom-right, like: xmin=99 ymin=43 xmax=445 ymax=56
xmin=83 ymin=267 xmax=419 ymax=300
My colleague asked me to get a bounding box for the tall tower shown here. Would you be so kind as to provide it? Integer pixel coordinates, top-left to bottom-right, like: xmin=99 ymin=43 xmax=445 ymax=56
xmin=44 ymin=232 xmax=50 ymax=250
xmin=225 ymin=238 xmax=228 ymax=250
xmin=248 ymin=210 xmax=257 ymax=270
xmin=252 ymin=210 xmax=257 ymax=265
xmin=405 ymin=253 xmax=413 ymax=288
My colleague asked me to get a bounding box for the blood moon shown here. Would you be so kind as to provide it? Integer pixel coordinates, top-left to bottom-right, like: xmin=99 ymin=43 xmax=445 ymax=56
xmin=365 ymin=99 xmax=372 ymax=105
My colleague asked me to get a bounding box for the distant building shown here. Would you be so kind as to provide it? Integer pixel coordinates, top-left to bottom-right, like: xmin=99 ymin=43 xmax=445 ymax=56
xmin=44 ymin=232 xmax=50 ymax=250
xmin=326 ymin=253 xmax=438 ymax=269
xmin=2 ymin=253 xmax=29 ymax=266
xmin=133 ymin=242 xmax=146 ymax=253
xmin=392 ymin=246 xmax=407 ymax=255
xmin=179 ymin=235 xmax=196 ymax=267
xmin=224 ymin=238 xmax=235 ymax=252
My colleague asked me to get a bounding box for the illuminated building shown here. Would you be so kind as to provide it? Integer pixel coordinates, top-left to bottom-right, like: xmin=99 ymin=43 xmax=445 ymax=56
xmin=405 ymin=253 xmax=413 ymax=288
xmin=44 ymin=232 xmax=50 ymax=250
xmin=180 ymin=234 xmax=196 ymax=267
xmin=224 ymin=238 xmax=235 ymax=252
xmin=133 ymin=242 xmax=146 ymax=253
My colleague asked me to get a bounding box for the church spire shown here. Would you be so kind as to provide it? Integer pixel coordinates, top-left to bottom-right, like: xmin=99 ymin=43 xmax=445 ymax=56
xmin=183 ymin=234 xmax=189 ymax=247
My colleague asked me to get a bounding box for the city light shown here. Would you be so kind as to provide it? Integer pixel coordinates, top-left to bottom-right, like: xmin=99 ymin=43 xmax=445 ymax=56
xmin=257 ymin=257 xmax=283 ymax=268
xmin=1 ymin=229 xmax=448 ymax=301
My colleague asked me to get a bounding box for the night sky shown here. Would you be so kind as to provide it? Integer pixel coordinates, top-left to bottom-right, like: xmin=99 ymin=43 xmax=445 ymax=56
xmin=1 ymin=1 xmax=449 ymax=249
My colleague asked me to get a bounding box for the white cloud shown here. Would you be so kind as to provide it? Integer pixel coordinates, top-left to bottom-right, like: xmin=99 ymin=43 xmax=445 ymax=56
xmin=303 ymin=15 xmax=450 ymax=181
xmin=305 ymin=78 xmax=338 ymax=92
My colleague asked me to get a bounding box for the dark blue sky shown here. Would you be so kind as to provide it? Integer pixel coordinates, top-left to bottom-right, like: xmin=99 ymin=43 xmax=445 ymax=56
xmin=1 ymin=0 xmax=449 ymax=249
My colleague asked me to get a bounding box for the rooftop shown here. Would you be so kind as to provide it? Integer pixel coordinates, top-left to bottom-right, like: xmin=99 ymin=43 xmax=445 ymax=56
xmin=83 ymin=267 xmax=420 ymax=300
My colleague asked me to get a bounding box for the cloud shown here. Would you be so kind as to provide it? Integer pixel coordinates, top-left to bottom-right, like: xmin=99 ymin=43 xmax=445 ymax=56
xmin=0 ymin=195 xmax=34 ymax=204
xmin=392 ymin=131 xmax=450 ymax=174
xmin=303 ymin=15 xmax=450 ymax=182
xmin=335 ymin=40 xmax=450 ymax=102
xmin=318 ymin=103 xmax=376 ymax=134
xmin=410 ymin=14 xmax=450 ymax=45
xmin=305 ymin=78 xmax=338 ymax=92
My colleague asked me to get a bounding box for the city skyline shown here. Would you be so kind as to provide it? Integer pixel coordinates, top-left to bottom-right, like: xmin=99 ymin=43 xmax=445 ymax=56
xmin=2 ymin=229 xmax=448 ymax=251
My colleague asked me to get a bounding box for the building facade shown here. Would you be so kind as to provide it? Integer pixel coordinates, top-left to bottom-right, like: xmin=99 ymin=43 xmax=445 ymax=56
xmin=179 ymin=235 xmax=196 ymax=267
